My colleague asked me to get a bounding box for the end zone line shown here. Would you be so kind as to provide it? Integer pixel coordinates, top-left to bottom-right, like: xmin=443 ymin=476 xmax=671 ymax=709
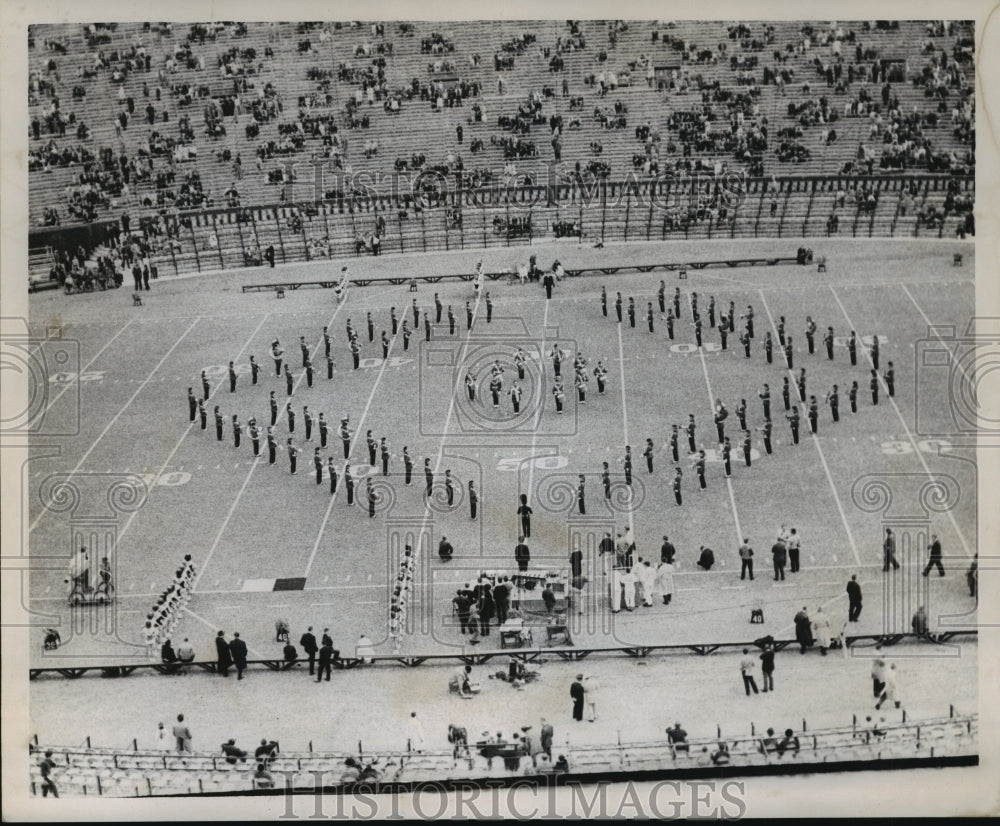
xmin=303 ymin=326 xmax=402 ymax=578
xmin=27 ymin=317 xmax=201 ymax=536
xmin=829 ymin=285 xmax=971 ymax=558
xmin=192 ymin=297 xmax=351 ymax=592
xmin=757 ymin=289 xmax=862 ymax=567
xmin=113 ymin=313 xmax=271 ymax=547
xmin=694 ymin=344 xmax=744 ymax=545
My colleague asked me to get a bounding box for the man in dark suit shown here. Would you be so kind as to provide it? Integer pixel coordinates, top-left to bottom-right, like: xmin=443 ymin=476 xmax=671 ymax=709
xmin=215 ymin=630 xmax=233 ymax=677
xmin=570 ymin=675 xmax=585 ymax=721
xmin=514 ymin=536 xmax=530 ymax=572
xmin=846 ymin=575 xmax=863 ymax=622
xmin=317 ymin=638 xmax=338 ymax=682
xmin=300 ymin=627 xmax=318 ymax=675
xmin=229 ymin=631 xmax=248 ymax=680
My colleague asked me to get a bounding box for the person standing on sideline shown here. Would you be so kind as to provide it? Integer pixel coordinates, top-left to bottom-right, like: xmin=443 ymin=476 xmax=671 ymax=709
xmin=229 ymin=631 xmax=248 ymax=679
xmin=543 ymin=269 xmax=555 ymax=299
xmin=760 ymin=643 xmax=775 ymax=693
xmin=570 ymin=675 xmax=585 ymax=721
xmin=584 ymin=674 xmax=599 ymax=721
xmin=923 ymin=534 xmax=944 ymax=577
xmin=173 ymin=714 xmax=193 ymax=753
xmin=787 ymin=527 xmax=801 ymax=573
xmin=771 ymin=535 xmax=787 ymax=581
xmin=794 ymin=606 xmax=814 ymax=653
xmin=883 ymin=527 xmax=900 ymax=571
xmin=316 ymin=638 xmax=336 ymax=682
xmin=739 ymin=538 xmax=754 ymax=580
xmin=846 ymin=574 xmax=863 ymax=622
xmin=812 ymin=606 xmax=832 ymax=655
xmin=300 ymin=626 xmax=318 ymax=675
xmin=514 ymin=536 xmax=530 ymax=572
xmin=215 ymin=631 xmax=232 ymax=677
xmin=740 ymin=649 xmax=760 ymax=695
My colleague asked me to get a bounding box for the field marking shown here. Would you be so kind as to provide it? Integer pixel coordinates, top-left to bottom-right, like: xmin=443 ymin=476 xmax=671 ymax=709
xmin=694 ymin=344 xmax=744 ymax=544
xmin=40 ymin=319 xmax=135 ymax=417
xmin=113 ymin=314 xmax=271 ymax=547
xmin=27 ymin=318 xmax=201 ymax=535
xmin=525 ymin=299 xmax=551 ymax=500
xmin=191 ymin=299 xmax=351 ymax=591
xmin=899 ymin=282 xmax=976 ymax=392
xmin=829 ymin=285 xmax=972 ymax=557
xmin=616 ymin=322 xmax=635 ymax=536
xmin=303 ymin=325 xmax=402 ymax=578
xmin=756 ymin=289 xmax=862 ymax=567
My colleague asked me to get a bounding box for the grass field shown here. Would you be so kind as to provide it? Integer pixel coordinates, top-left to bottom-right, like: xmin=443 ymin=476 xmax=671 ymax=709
xmin=25 ymin=237 xmax=978 ymax=668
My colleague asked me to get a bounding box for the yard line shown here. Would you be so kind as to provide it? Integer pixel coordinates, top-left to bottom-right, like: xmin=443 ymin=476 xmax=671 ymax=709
xmin=899 ymin=283 xmax=976 ymax=391
xmin=756 ymin=289 xmax=862 ymax=566
xmin=694 ymin=346 xmax=743 ymax=544
xmin=191 ymin=299 xmax=351 ymax=591
xmin=615 ymin=322 xmax=635 ymax=536
xmin=829 ymin=285 xmax=971 ymax=557
xmin=181 ymin=605 xmax=266 ymax=659
xmin=303 ymin=325 xmax=401 ymax=577
xmin=41 ymin=319 xmax=135 ymax=417
xmin=27 ymin=318 xmax=201 ymax=535
xmin=113 ymin=314 xmax=271 ymax=546
xmin=525 ymin=300 xmax=551 ymax=498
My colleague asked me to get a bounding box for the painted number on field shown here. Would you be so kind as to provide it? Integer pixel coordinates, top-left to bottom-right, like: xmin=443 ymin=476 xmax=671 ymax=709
xmin=139 ymin=471 xmax=192 ymax=488
xmin=48 ymin=371 xmax=106 ymax=384
xmin=832 ymin=335 xmax=890 ymax=347
xmin=358 ymin=357 xmax=413 ymax=369
xmin=670 ymin=343 xmax=722 ymax=354
xmin=879 ymin=439 xmax=951 ymax=456
xmin=496 ymin=456 xmax=569 ymax=472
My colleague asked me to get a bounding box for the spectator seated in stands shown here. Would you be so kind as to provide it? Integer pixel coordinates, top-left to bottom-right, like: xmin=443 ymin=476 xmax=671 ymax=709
xmin=221 ymin=739 xmax=248 ymax=765
xmin=252 ymin=763 xmax=275 ymax=789
xmin=160 ymin=639 xmax=177 ymax=663
xmin=776 ymin=729 xmax=800 ymax=757
xmin=666 ymin=722 xmax=689 ymax=752
xmin=760 ymin=727 xmax=779 ymax=754
xmin=711 ymin=742 xmax=732 ymax=766
xmin=43 ymin=628 xmax=62 ymax=650
xmin=282 ymin=642 xmax=298 ymax=663
xmin=254 ymin=739 xmax=280 ymax=767
xmin=176 ymin=638 xmax=195 ymax=663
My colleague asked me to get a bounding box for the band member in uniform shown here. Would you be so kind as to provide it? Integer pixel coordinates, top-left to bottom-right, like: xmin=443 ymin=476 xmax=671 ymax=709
xmin=763 ymin=331 xmax=773 ymax=364
xmin=870 ymin=369 xmax=879 ymax=406
xmin=673 ymin=466 xmax=683 ymax=505
xmin=708 ymin=295 xmax=716 ymax=327
xmin=673 ymin=287 xmax=682 ymax=319
xmin=808 ymin=396 xmax=819 ymax=434
xmin=465 ymin=371 xmax=477 ymax=402
xmin=714 ymin=400 xmax=728 ymax=444
xmin=628 ymin=297 xmax=636 ymax=329
xmin=381 ymin=331 xmax=390 ymax=360
xmin=287 ymin=439 xmax=298 ymax=475
xmin=756 ymin=418 xmax=773 ymax=455
xmin=784 ymin=335 xmax=794 ymax=369
xmin=827 ymin=385 xmax=840 ymax=422
xmin=692 ymin=316 xmax=703 ymax=348
xmin=314 ymin=448 xmax=323 ymax=485
xmin=303 ymin=406 xmax=313 ymax=441
xmin=824 ymin=326 xmax=835 ymax=360
xmin=345 ymin=463 xmax=355 ymax=504
xmin=721 ymin=438 xmax=732 ymax=477
xmin=849 ymin=381 xmax=859 ymax=414
xmin=351 ymin=339 xmax=361 ymax=369
xmin=390 ymin=307 xmax=398 ymax=335
xmin=284 ymin=364 xmax=294 ymax=396
xmin=670 ymin=424 xmax=680 ymax=462
xmin=465 ymin=301 xmax=473 ymax=331
xmin=786 ymin=406 xmax=800 ymax=445
xmin=485 ymin=292 xmax=493 ymax=324
xmin=323 ymin=326 xmax=331 ymax=358
xmin=269 ymin=391 xmax=278 ymax=426
xmin=490 ymin=374 xmax=502 ymax=407
xmin=797 ymin=368 xmax=807 ymax=402
xmin=380 ymin=438 xmax=390 ymax=475
xmin=691 ymin=450 xmax=707 ymax=489
xmin=250 ymin=355 xmax=260 ymax=385
xmin=624 ymin=446 xmax=633 ymax=486
xmin=593 ymin=361 xmax=607 ymax=394
xmin=346 ymin=319 xmax=355 ymax=342
xmin=870 ymin=335 xmax=880 ymax=370
xmin=718 ymin=316 xmax=728 ymax=350
xmin=615 ymin=292 xmax=623 ymax=323
xmin=742 ymin=430 xmax=752 ymax=467
xmin=214 ymin=405 xmax=224 ymax=441
xmin=424 ymin=314 xmax=431 ymax=342
xmin=514 ymin=348 xmax=527 ymax=380
xmin=665 ymin=308 xmax=675 ymax=340
xmin=326 ymin=353 xmax=334 ymax=379
xmin=249 ymin=418 xmax=260 ymax=456
xmin=286 ymin=403 xmax=296 ymax=433
xmin=469 ymin=481 xmax=479 ymax=519
xmin=759 ymin=384 xmax=771 ymax=420
xmin=302 ymin=357 xmax=312 ymax=387
xmin=647 ymin=302 xmax=655 ymax=333
xmin=300 ymin=336 xmax=309 ymax=368
xmin=402 ymin=321 xmax=412 ymax=351
xmin=736 ymin=398 xmax=748 ymax=431
xmin=727 ymin=301 xmax=735 ymax=333
xmin=412 ymin=298 xmax=420 ymax=327
xmin=884 ymin=361 xmax=895 ymax=397
xmin=267 ymin=427 xmax=277 ymax=464
xmin=777 ymin=316 xmax=786 ymax=347
xmin=782 ymin=377 xmax=791 ymax=411
xmin=403 ymin=447 xmax=413 ymax=485
xmin=366 ymin=479 xmax=376 ymax=518
xmin=552 ymin=379 xmax=565 ymax=413
xmin=424 ymin=458 xmax=434 ymax=497
xmin=848 ymin=331 xmax=858 ymax=366
xmin=601 ymin=462 xmax=611 ymax=499
xmin=447 ymin=305 xmax=456 ymax=336
xmin=657 ymin=281 xmax=666 ymax=314
xmin=805 ymin=316 xmax=817 ymax=355
xmin=644 ymin=438 xmax=654 ymax=473
xmin=188 ymin=387 xmax=197 ymax=421
xmin=228 ymin=361 xmax=237 ymax=393
xmin=366 ymin=312 xmax=375 ymax=342
xmin=435 ymin=293 xmax=443 ymax=323
xmin=740 ymin=329 xmax=751 ymax=358
xmin=575 ymin=370 xmax=587 ymax=404
xmin=366 ymin=431 xmax=377 ymax=466
xmin=340 ymin=418 xmax=352 ymax=459
xmin=601 ymin=286 xmax=608 ymax=317
xmin=577 ymin=475 xmax=586 ymax=515
xmin=510 ymin=381 xmax=523 ymax=413
xmin=690 ymin=291 xmax=699 ymax=321
xmin=232 ymin=415 xmax=242 ymax=448
xmin=328 ymin=457 xmax=338 ymax=493
xmin=744 ymin=305 xmax=754 ymax=338
xmin=201 ymin=370 xmax=210 ymax=400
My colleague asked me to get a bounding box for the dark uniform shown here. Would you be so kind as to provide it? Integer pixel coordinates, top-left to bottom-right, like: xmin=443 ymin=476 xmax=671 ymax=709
xmin=287 ymin=441 xmax=298 ymax=474
xmin=714 ymin=402 xmax=728 ymax=444
xmin=718 ymin=318 xmax=728 ymax=350
xmin=412 ymin=299 xmax=420 ymax=327
xmin=602 ymin=463 xmax=611 ymax=499
xmin=402 ymin=322 xmax=412 ymax=351
xmin=673 ymin=287 xmax=682 ymax=319
xmin=784 ymin=336 xmax=794 ymax=369
xmin=232 ymin=415 xmax=241 ymax=448
xmin=250 ymin=356 xmax=260 ymax=385
xmin=647 ymin=303 xmax=655 ymax=333
xmin=465 ymin=301 xmax=473 ymax=330
xmin=665 ymin=309 xmax=675 ymax=340
xmin=624 ymin=447 xmax=633 ymax=486
xmin=763 ymin=332 xmax=773 ymax=364
xmin=403 ymin=448 xmax=413 ymax=485
xmin=366 ymin=313 xmax=374 ymax=343
xmin=215 ymin=407 xmax=224 ymax=441
xmin=593 ymin=363 xmax=607 ymax=394
xmin=284 ymin=365 xmax=294 ymax=396
xmin=424 ymin=459 xmax=434 ymax=497
xmin=670 ymin=425 xmax=679 ymax=462
xmin=808 ymin=397 xmax=819 ymax=434
xmin=272 ymin=341 xmax=283 ymax=376
xmin=267 ymin=429 xmax=277 ymax=464
xmin=188 ymin=388 xmax=197 ymax=421
xmin=848 ymin=332 xmax=858 ymax=366
xmin=870 ymin=370 xmax=879 ymax=406
xmin=435 ymin=293 xmax=443 ymax=323
xmin=673 ymin=469 xmax=683 ymax=505
xmin=448 ymin=306 xmax=456 ymax=335
xmin=305 ymin=360 xmax=314 ymax=388
xmin=777 ymin=317 xmax=786 ymax=347
xmin=340 ymin=420 xmax=351 ymax=459
xmin=615 ymin=293 xmax=623 ymax=323
xmin=693 ymin=451 xmax=706 ymax=489
xmin=693 ymin=318 xmax=703 ymax=348
xmin=744 ymin=305 xmax=754 ymax=338
xmin=367 ymin=480 xmax=376 ymax=518
xmin=286 ymin=404 xmax=295 ymax=433
xmin=759 ymin=385 xmax=771 ymax=420
xmin=797 ymin=369 xmax=807 ymax=402
xmin=351 ymin=339 xmax=360 ymax=370
xmin=228 ymin=362 xmax=237 ymax=393
xmin=686 ymin=416 xmax=697 ymax=454
xmin=824 ymin=327 xmax=835 ymax=360
xmin=390 ymin=307 xmax=398 ymax=335
xmin=469 ymin=482 xmax=478 ymax=519
xmin=510 ymin=383 xmax=523 ymax=412
xmin=344 ymin=464 xmax=355 ymax=504
xmin=828 ymin=386 xmax=840 ymax=422
xmin=201 ymin=370 xmax=210 ymax=400
xmin=787 ymin=407 xmax=800 ymax=445
xmin=628 ymin=298 xmax=636 ymax=329
xmin=576 ymin=476 xmax=585 ymax=514
xmin=782 ymin=377 xmax=791 ymax=411
xmin=849 ymin=382 xmax=858 ymax=414
xmin=314 ymin=449 xmax=323 ymax=484
xmin=644 ymin=439 xmax=654 ymax=473
xmin=601 ymin=286 xmax=608 ymax=317
xmin=721 ymin=439 xmax=732 ymax=477
xmin=805 ymin=318 xmax=817 ymax=355
xmin=485 ymin=293 xmax=493 ymax=324
xmin=328 ymin=459 xmax=338 ymax=493
xmin=424 ymin=315 xmax=431 ymax=342
xmin=249 ymin=421 xmax=260 ymax=456
xmin=300 ymin=337 xmax=309 ymax=368
xmin=323 ymin=327 xmax=331 ymax=358
xmin=303 ymin=407 xmax=313 ymax=441
xmin=269 ymin=392 xmax=278 ymax=426
xmin=380 ymin=439 xmax=389 ymax=475
xmin=740 ymin=330 xmax=751 ymax=358
xmin=742 ymin=431 xmax=752 ymax=467
xmin=871 ymin=336 xmax=880 ymax=370
xmin=366 ymin=432 xmax=377 ymax=467
xmin=708 ymin=296 xmax=716 ymax=328
xmin=758 ymin=419 xmax=773 ymax=455
xmin=884 ymin=362 xmax=895 ymax=397
xmin=736 ymin=399 xmax=747 ymax=431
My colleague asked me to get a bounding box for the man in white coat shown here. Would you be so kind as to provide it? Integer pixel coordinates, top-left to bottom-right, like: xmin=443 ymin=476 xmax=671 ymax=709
xmin=620 ymin=567 xmax=637 ymax=611
xmin=636 ymin=559 xmax=656 ymax=606
xmin=656 ymin=560 xmax=675 ymax=605
xmin=609 ymin=566 xmax=623 ymax=613
xmin=584 ymin=675 xmax=599 ymax=722
xmin=812 ymin=606 xmax=832 ymax=655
